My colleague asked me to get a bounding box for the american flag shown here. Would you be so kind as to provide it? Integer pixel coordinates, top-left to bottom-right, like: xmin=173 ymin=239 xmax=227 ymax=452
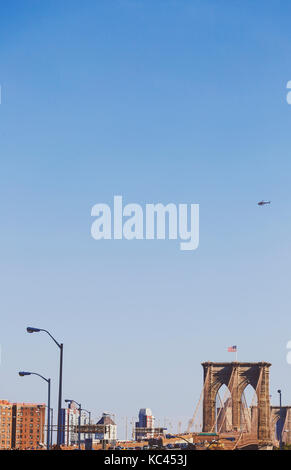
xmin=227 ymin=345 xmax=237 ymax=352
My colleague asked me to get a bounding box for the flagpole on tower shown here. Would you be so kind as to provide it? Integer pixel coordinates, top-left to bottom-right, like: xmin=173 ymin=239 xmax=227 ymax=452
xmin=227 ymin=345 xmax=238 ymax=361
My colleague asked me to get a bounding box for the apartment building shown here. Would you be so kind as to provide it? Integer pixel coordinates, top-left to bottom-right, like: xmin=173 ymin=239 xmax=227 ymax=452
xmin=135 ymin=408 xmax=155 ymax=439
xmin=0 ymin=400 xmax=45 ymax=449
xmin=95 ymin=413 xmax=117 ymax=442
xmin=11 ymin=403 xmax=45 ymax=449
xmin=0 ymin=400 xmax=12 ymax=449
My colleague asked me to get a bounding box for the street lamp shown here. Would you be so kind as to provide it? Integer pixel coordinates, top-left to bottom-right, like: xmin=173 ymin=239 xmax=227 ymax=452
xmin=19 ymin=371 xmax=51 ymax=450
xmin=26 ymin=327 xmax=63 ymax=448
xmin=65 ymin=399 xmax=82 ymax=450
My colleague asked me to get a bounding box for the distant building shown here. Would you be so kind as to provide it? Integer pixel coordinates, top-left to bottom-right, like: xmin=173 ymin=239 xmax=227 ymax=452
xmin=11 ymin=402 xmax=45 ymax=449
xmin=60 ymin=401 xmax=87 ymax=446
xmin=0 ymin=400 xmax=12 ymax=449
xmin=135 ymin=408 xmax=155 ymax=439
xmin=0 ymin=400 xmax=45 ymax=449
xmin=95 ymin=413 xmax=117 ymax=442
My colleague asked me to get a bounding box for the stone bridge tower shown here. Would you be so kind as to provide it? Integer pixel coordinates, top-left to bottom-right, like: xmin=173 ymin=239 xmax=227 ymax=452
xmin=202 ymin=362 xmax=271 ymax=440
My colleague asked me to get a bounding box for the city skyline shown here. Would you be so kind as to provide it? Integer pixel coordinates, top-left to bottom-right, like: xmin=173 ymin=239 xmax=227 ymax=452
xmin=0 ymin=359 xmax=289 ymax=449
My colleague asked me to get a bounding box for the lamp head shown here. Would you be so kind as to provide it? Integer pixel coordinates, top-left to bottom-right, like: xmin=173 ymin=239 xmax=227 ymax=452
xmin=27 ymin=327 xmax=41 ymax=333
xmin=19 ymin=371 xmax=31 ymax=376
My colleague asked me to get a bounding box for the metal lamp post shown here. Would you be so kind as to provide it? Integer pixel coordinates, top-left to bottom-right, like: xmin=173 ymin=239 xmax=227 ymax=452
xmin=19 ymin=371 xmax=51 ymax=450
xmin=277 ymin=389 xmax=282 ymax=450
xmin=42 ymin=405 xmax=54 ymax=447
xmin=65 ymin=399 xmax=82 ymax=450
xmin=26 ymin=327 xmax=63 ymax=448
xmin=50 ymin=407 xmax=53 ymax=446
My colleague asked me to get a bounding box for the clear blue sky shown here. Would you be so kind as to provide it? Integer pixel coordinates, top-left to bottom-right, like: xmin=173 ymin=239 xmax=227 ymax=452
xmin=1 ymin=0 xmax=291 ymax=437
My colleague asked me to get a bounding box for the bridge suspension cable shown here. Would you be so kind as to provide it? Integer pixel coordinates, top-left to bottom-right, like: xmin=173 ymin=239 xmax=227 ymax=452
xmin=217 ymin=390 xmax=232 ymax=432
xmin=186 ymin=368 xmax=210 ymax=433
xmin=241 ymin=391 xmax=251 ymax=433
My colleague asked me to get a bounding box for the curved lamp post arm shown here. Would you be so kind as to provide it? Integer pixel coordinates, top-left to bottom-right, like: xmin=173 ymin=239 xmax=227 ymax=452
xmin=32 ymin=372 xmax=49 ymax=383
xmin=82 ymin=409 xmax=91 ymax=419
xmin=41 ymin=329 xmax=61 ymax=349
xmin=19 ymin=370 xmax=49 ymax=383
xmin=26 ymin=327 xmax=61 ymax=348
xmin=65 ymin=399 xmax=81 ymax=408
xmin=18 ymin=371 xmax=51 ymax=450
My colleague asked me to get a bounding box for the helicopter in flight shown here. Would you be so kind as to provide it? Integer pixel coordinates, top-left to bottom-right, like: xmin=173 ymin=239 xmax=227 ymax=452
xmin=257 ymin=200 xmax=271 ymax=206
